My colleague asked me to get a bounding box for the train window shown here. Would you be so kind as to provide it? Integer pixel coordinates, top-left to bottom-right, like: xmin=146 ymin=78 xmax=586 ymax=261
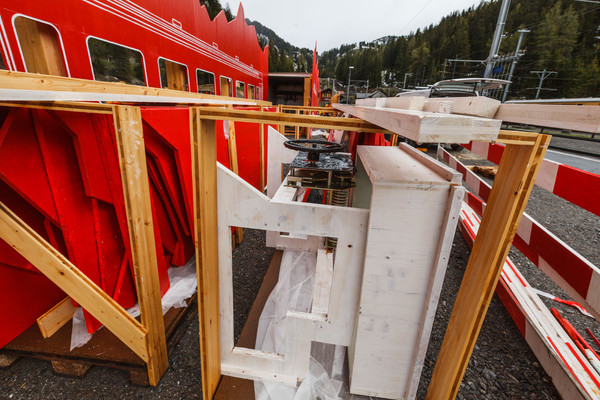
xmin=14 ymin=16 xmax=66 ymax=76
xmin=220 ymin=76 xmax=232 ymax=97
xmin=159 ymin=58 xmax=188 ymax=91
xmin=256 ymin=87 xmax=261 ymax=100
xmin=196 ymin=69 xmax=215 ymax=94
xmin=247 ymin=84 xmax=255 ymax=99
xmin=87 ymin=37 xmax=145 ymax=85
xmin=236 ymin=81 xmax=245 ymax=98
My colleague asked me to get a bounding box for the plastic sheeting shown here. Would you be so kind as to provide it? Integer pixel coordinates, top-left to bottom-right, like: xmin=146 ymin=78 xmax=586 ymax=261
xmin=254 ymin=249 xmax=342 ymax=400
xmin=70 ymin=257 xmax=197 ymax=350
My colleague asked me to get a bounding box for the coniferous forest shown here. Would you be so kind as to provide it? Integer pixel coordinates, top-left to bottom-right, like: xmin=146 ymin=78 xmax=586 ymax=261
xmin=205 ymin=0 xmax=600 ymax=100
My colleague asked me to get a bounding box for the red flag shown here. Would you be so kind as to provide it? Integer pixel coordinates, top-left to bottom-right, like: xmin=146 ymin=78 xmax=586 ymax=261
xmin=310 ymin=42 xmax=320 ymax=107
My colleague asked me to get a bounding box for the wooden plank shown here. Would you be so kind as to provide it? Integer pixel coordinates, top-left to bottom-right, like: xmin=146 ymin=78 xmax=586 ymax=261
xmin=426 ymin=134 xmax=551 ymax=399
xmin=0 ymin=70 xmax=270 ymax=106
xmin=407 ymin=184 xmax=465 ymax=399
xmin=37 ymin=22 xmax=67 ymax=76
xmin=224 ymin=110 xmax=243 ymax=244
xmin=349 ymin=146 xmax=459 ymax=398
xmin=164 ymin=60 xmax=187 ymax=91
xmin=303 ymin=77 xmax=311 ymax=106
xmin=190 ymin=110 xmax=221 ymax=399
xmin=36 ymin=297 xmax=77 ymax=338
xmin=495 ymin=103 xmax=600 ymax=133
xmin=14 ymin=18 xmax=66 ymax=76
xmin=277 ymin=104 xmax=283 ymax=134
xmin=0 ymin=88 xmax=256 ymax=106
xmin=0 ymin=201 xmax=148 ymax=361
xmin=424 ymin=96 xmax=501 ymax=118
xmin=0 ymin=101 xmax=113 ymax=114
xmin=112 ymin=105 xmax=168 ymax=386
xmin=197 ymin=106 xmax=394 ymax=134
xmin=281 ymin=105 xmax=337 ymax=113
xmin=334 ymin=103 xmax=501 ymax=143
xmin=356 ymin=96 xmax=425 ymax=110
xmin=311 ymin=249 xmax=334 ymax=316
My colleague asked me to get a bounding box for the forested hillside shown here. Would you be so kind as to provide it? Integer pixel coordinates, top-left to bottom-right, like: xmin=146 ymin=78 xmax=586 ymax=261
xmin=204 ymin=0 xmax=600 ymax=100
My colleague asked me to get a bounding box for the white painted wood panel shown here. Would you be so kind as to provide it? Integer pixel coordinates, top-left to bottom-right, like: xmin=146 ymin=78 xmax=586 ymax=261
xmin=333 ymin=103 xmax=500 ymax=144
xmin=349 ymin=146 xmax=461 ymax=399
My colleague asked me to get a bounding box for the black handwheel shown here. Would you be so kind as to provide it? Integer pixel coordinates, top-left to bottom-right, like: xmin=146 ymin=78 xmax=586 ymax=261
xmin=283 ymin=139 xmax=344 ymax=162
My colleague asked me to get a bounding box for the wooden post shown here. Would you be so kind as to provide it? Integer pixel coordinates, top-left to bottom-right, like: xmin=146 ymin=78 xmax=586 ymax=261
xmin=294 ymin=109 xmax=300 ymax=139
xmin=426 ymin=134 xmax=550 ymax=399
xmin=113 ymin=105 xmax=168 ymax=386
xmin=190 ymin=109 xmax=221 ymax=399
xmin=259 ymin=105 xmax=265 ymax=192
xmin=277 ymin=104 xmax=283 ymax=135
xmin=225 ymin=105 xmax=243 ymax=244
xmin=303 ymin=77 xmax=311 ymax=106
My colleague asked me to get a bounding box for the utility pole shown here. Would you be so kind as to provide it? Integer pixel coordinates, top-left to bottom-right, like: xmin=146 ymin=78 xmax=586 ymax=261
xmin=347 ymin=65 xmax=353 ymax=104
xmin=452 ymin=54 xmax=458 ymax=79
xmin=365 ymin=79 xmax=369 ymax=99
xmin=531 ymin=69 xmax=557 ymax=99
xmin=403 ymin=73 xmax=412 ymax=89
xmin=501 ymin=29 xmax=529 ymax=103
xmin=484 ymin=0 xmax=511 ymax=78
xmin=442 ymin=59 xmax=447 ymax=80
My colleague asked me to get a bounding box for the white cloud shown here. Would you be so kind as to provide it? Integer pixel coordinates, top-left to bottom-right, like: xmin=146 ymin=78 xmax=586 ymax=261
xmin=232 ymin=0 xmax=484 ymax=51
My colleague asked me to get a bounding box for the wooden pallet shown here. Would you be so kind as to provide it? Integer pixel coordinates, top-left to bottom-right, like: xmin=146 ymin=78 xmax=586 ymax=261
xmin=0 ymin=294 xmax=197 ymax=386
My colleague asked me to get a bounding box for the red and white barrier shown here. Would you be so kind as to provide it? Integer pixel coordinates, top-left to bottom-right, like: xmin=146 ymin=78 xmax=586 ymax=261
xmin=438 ymin=147 xmax=600 ymax=320
xmin=461 ymin=141 xmax=600 ymax=217
xmin=460 ymin=203 xmax=600 ymax=400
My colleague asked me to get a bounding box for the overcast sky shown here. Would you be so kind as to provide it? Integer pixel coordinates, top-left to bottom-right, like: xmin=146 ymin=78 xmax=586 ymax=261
xmin=232 ymin=0 xmax=486 ymax=52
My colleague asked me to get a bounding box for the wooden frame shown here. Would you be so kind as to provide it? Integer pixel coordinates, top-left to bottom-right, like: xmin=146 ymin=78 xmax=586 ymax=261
xmin=0 ymin=70 xmax=270 ymax=106
xmin=188 ymin=106 xmax=549 ymax=399
xmin=0 ymin=79 xmax=554 ymax=398
xmin=0 ymin=104 xmax=169 ymax=386
xmin=426 ymin=132 xmax=550 ymax=399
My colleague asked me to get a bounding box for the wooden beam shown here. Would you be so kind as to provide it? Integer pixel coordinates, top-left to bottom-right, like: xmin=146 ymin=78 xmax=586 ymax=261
xmin=277 ymin=104 xmax=283 ymax=134
xmin=0 ymin=70 xmax=271 ymax=106
xmin=495 ymin=103 xmax=600 ymax=133
xmin=294 ymin=109 xmax=300 ymax=139
xmin=303 ymin=77 xmax=311 ymax=107
xmin=113 ymin=105 xmax=168 ymax=386
xmin=334 ymin=103 xmax=501 ymax=144
xmin=0 ymin=101 xmax=113 ymax=114
xmin=225 ymin=107 xmax=243 ymax=244
xmin=36 ymin=297 xmax=76 ymax=338
xmin=356 ymin=96 xmax=425 ymax=111
xmin=0 ymin=88 xmax=259 ymax=106
xmin=196 ymin=106 xmax=394 ymax=134
xmin=424 ymin=97 xmax=500 ymax=118
xmin=426 ymin=134 xmax=551 ymax=399
xmin=190 ymin=109 xmax=221 ymax=399
xmin=281 ymin=105 xmax=337 ymax=113
xmin=0 ymin=201 xmax=148 ymax=360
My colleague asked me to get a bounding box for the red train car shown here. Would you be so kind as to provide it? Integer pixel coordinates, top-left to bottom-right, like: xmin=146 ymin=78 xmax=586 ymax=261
xmin=0 ymin=0 xmax=269 ymax=347
xmin=0 ymin=0 xmax=268 ymax=97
